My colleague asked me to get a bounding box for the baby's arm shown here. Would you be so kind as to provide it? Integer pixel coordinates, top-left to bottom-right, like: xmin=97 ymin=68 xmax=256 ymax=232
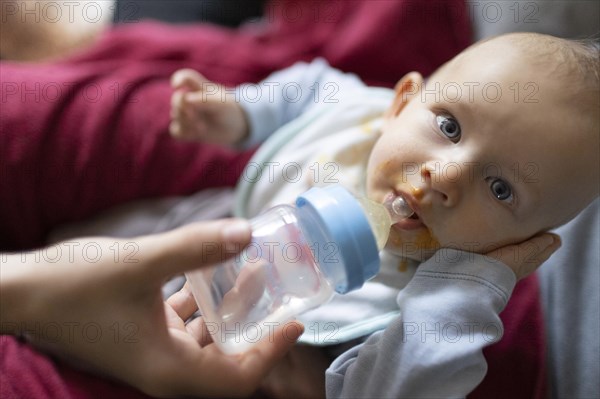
xmin=326 ymin=235 xmax=560 ymax=398
xmin=170 ymin=59 xmax=364 ymax=148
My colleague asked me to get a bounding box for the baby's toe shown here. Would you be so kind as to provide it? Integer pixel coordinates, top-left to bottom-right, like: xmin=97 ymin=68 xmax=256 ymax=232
xmin=171 ymin=90 xmax=185 ymax=115
xmin=169 ymin=120 xmax=182 ymax=138
xmin=170 ymin=90 xmax=206 ymax=140
xmin=171 ymin=68 xmax=207 ymax=91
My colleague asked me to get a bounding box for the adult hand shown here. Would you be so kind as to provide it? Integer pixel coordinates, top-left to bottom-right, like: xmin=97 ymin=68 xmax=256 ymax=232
xmin=0 ymin=219 xmax=303 ymax=398
xmin=485 ymin=232 xmax=562 ymax=280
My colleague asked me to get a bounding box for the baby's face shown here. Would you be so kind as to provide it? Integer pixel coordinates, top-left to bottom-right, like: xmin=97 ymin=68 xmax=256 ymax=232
xmin=366 ymin=39 xmax=598 ymax=261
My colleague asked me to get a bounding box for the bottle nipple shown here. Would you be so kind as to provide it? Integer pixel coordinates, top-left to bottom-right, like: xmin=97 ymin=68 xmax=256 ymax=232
xmin=356 ymin=193 xmax=414 ymax=250
xmin=383 ymin=194 xmax=414 ymax=222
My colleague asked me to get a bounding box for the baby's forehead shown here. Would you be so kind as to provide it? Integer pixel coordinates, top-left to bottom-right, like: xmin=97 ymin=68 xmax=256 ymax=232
xmin=445 ymin=34 xmax=595 ymax=98
xmin=429 ymin=49 xmax=581 ymax=126
xmin=516 ymin=129 xmax=598 ymax=228
xmin=438 ymin=42 xmax=541 ymax=84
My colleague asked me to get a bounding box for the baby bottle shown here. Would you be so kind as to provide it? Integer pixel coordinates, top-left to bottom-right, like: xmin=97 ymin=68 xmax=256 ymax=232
xmin=185 ymin=185 xmax=412 ymax=354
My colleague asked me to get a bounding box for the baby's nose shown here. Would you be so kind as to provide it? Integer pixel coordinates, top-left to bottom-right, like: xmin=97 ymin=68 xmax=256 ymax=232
xmin=421 ymin=162 xmax=462 ymax=207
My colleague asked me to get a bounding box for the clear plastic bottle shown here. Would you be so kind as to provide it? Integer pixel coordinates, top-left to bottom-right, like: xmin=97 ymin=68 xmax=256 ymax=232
xmin=185 ymin=185 xmax=412 ymax=354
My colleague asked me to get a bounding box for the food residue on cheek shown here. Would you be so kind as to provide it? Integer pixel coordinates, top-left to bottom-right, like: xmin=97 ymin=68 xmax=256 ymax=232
xmin=388 ymin=227 xmax=440 ymax=259
xmin=389 ymin=233 xmax=403 ymax=247
xmin=414 ymin=228 xmax=440 ymax=251
xmin=390 ymin=228 xmax=440 ymax=251
xmin=397 ymin=258 xmax=409 ymax=272
xmin=376 ymin=160 xmax=393 ymax=175
xmin=376 ymin=160 xmax=408 ymax=186
xmin=359 ymin=117 xmax=379 ymax=134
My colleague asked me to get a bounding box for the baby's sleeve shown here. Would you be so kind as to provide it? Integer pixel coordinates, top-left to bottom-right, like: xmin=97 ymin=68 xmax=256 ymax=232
xmin=326 ymin=249 xmax=516 ymax=398
xmin=235 ymin=58 xmax=365 ymax=148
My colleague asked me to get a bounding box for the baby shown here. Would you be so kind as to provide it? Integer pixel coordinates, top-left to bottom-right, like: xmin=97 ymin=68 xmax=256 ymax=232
xmin=171 ymin=32 xmax=598 ymax=259
xmin=170 ymin=33 xmax=599 ymax=397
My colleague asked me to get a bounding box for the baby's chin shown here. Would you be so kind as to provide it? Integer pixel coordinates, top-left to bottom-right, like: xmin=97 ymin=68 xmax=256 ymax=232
xmin=383 ymin=243 xmax=437 ymax=262
xmin=384 ymin=228 xmax=441 ymax=262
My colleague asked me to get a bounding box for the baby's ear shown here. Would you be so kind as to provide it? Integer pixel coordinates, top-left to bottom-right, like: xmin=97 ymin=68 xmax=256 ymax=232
xmin=385 ymin=72 xmax=424 ymax=118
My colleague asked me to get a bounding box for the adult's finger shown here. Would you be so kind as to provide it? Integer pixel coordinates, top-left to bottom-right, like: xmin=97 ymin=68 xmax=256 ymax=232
xmin=157 ymin=321 xmax=303 ymax=398
xmin=236 ymin=321 xmax=305 ymax=388
xmin=486 ymin=233 xmax=561 ymax=279
xmin=138 ymin=219 xmax=251 ymax=281
xmin=185 ymin=317 xmax=213 ymax=347
xmin=166 ymin=283 xmax=198 ymax=322
xmin=517 ymin=234 xmax=562 ymax=278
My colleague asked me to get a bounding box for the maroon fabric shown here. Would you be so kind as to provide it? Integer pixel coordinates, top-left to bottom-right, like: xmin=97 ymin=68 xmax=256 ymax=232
xmin=0 ymin=0 xmax=470 ymax=251
xmin=0 ymin=60 xmax=255 ymax=252
xmin=0 ymin=336 xmax=151 ymax=398
xmin=469 ymin=274 xmax=547 ymax=399
xmin=0 ymin=2 xmax=547 ymax=398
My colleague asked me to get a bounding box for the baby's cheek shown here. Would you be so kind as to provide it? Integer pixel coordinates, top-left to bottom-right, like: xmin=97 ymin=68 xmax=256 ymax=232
xmin=413 ymin=229 xmax=440 ymax=251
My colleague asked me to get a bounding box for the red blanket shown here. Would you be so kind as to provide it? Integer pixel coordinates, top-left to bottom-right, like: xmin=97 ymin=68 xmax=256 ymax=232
xmin=0 ymin=1 xmax=544 ymax=398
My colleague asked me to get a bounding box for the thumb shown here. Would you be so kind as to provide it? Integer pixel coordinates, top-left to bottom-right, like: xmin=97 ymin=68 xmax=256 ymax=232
xmin=139 ymin=219 xmax=252 ymax=281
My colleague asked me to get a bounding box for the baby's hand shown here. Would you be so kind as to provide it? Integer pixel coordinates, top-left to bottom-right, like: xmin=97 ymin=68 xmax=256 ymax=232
xmin=169 ymin=69 xmax=249 ymax=146
xmin=485 ymin=233 xmax=562 ymax=280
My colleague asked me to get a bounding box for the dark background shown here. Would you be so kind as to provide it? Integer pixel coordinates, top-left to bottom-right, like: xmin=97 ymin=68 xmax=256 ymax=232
xmin=113 ymin=0 xmax=266 ymax=26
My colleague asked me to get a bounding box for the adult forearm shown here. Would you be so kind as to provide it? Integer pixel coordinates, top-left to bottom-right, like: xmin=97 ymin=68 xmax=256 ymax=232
xmin=0 ymin=254 xmax=40 ymax=334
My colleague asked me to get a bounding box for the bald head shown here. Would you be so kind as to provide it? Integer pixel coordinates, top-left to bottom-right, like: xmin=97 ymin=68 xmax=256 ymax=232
xmin=429 ymin=33 xmax=599 ymax=228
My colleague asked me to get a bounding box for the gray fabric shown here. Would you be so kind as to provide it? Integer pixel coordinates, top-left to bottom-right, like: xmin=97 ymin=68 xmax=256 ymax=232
xmin=236 ymin=58 xmax=364 ymax=149
xmin=472 ymin=0 xmax=599 ymax=40
xmin=539 ymin=198 xmax=600 ymax=399
xmin=50 ymin=188 xmax=234 ymax=240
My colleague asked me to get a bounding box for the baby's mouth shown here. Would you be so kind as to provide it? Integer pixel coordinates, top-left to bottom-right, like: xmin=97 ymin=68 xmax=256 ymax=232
xmin=383 ymin=194 xmax=414 ymax=221
xmin=393 ymin=214 xmax=424 ymax=230
xmin=388 ymin=192 xmax=426 ymax=231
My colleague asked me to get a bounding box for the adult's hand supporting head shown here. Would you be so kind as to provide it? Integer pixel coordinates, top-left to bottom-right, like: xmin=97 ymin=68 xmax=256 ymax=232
xmin=485 ymin=232 xmax=562 ymax=280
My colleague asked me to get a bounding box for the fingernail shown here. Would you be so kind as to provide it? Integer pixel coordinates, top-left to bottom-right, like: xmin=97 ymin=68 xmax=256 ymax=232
xmin=222 ymin=220 xmax=251 ymax=243
xmin=542 ymin=235 xmax=555 ymax=247
xmin=551 ymin=235 xmax=562 ymax=248
xmin=282 ymin=322 xmax=305 ymax=342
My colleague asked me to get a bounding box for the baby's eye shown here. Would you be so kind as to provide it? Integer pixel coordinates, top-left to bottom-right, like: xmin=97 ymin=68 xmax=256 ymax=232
xmin=436 ymin=115 xmax=461 ymax=142
xmin=487 ymin=177 xmax=514 ymax=203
